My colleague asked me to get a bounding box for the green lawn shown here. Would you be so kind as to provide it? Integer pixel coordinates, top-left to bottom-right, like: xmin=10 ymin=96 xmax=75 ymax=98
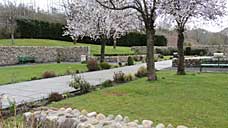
xmin=50 ymin=71 xmax=228 ymax=128
xmin=0 ymin=39 xmax=133 ymax=55
xmin=0 ymin=63 xmax=87 ymax=85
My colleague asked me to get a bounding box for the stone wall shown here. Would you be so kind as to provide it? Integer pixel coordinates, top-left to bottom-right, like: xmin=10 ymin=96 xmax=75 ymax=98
xmin=0 ymin=46 xmax=90 ymax=66
xmin=94 ymin=55 xmax=146 ymax=63
xmin=24 ymin=107 xmax=188 ymax=128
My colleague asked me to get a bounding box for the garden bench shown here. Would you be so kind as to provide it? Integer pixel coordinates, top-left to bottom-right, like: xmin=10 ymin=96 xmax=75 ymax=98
xmin=18 ymin=56 xmax=35 ymax=64
xmin=200 ymin=60 xmax=228 ymax=72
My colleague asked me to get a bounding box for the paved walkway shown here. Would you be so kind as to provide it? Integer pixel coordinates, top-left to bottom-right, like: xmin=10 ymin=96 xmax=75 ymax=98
xmin=0 ymin=60 xmax=172 ymax=108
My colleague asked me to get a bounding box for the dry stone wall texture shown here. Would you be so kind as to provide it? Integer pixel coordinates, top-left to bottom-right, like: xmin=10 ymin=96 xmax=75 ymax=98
xmin=0 ymin=46 xmax=90 ymax=65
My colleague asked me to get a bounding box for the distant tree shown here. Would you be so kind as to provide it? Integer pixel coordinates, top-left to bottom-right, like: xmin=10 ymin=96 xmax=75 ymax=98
xmin=64 ymin=0 xmax=137 ymax=62
xmin=1 ymin=0 xmax=18 ymax=44
xmin=96 ymin=0 xmax=165 ymax=81
xmin=162 ymin=0 xmax=226 ymax=75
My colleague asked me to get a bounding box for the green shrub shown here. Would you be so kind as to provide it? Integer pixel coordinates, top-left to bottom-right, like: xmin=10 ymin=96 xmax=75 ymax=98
xmin=48 ymin=92 xmax=63 ymax=102
xmin=87 ymin=59 xmax=100 ymax=71
xmin=113 ymin=72 xmax=126 ymax=83
xmin=81 ymin=61 xmax=87 ymax=64
xmin=100 ymin=62 xmax=111 ymax=70
xmin=185 ymin=47 xmax=191 ymax=55
xmin=118 ymin=62 xmax=123 ymax=67
xmin=124 ymin=73 xmax=135 ymax=81
xmin=42 ymin=71 xmax=56 ymax=78
xmin=135 ymin=66 xmax=147 ymax=78
xmin=190 ymin=48 xmax=208 ymax=56
xmin=101 ymin=80 xmax=113 ymax=88
xmin=127 ymin=56 xmax=134 ymax=66
xmin=56 ymin=52 xmax=61 ymax=64
xmin=31 ymin=76 xmax=39 ymax=80
xmin=154 ymin=58 xmax=158 ymax=62
xmin=64 ymin=70 xmax=71 ymax=75
xmin=113 ymin=65 xmax=119 ymax=68
xmin=69 ymin=75 xmax=91 ymax=94
xmin=116 ymin=32 xmax=167 ymax=46
xmin=16 ymin=19 xmax=72 ymax=41
xmin=158 ymin=54 xmax=164 ymax=59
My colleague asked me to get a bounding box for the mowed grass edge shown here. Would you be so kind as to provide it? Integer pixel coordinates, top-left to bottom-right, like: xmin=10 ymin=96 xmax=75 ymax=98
xmin=0 ymin=63 xmax=87 ymax=85
xmin=49 ymin=71 xmax=228 ymax=128
xmin=0 ymin=39 xmax=133 ymax=55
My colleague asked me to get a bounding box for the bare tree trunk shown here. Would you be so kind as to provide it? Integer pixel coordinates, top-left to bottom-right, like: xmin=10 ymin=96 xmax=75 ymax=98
xmin=113 ymin=39 xmax=117 ymax=49
xmin=177 ymin=29 xmax=186 ymax=75
xmin=11 ymin=32 xmax=15 ymax=45
xmin=100 ymin=39 xmax=106 ymax=63
xmin=146 ymin=28 xmax=157 ymax=81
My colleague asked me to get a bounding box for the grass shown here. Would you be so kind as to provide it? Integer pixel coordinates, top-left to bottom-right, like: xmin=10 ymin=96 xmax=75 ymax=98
xmin=0 ymin=63 xmax=87 ymax=85
xmin=0 ymin=39 xmax=133 ymax=55
xmin=50 ymin=71 xmax=228 ymax=128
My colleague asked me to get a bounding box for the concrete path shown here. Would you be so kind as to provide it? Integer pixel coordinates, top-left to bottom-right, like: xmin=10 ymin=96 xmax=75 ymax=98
xmin=0 ymin=60 xmax=172 ymax=108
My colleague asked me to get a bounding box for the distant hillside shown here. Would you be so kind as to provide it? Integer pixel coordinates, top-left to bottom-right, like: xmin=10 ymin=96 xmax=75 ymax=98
xmin=220 ymin=28 xmax=228 ymax=36
xmin=156 ymin=28 xmax=228 ymax=47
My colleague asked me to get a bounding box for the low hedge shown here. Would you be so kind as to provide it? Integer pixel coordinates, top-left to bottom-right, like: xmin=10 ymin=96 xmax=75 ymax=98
xmin=93 ymin=53 xmax=137 ymax=56
xmin=155 ymin=47 xmax=208 ymax=56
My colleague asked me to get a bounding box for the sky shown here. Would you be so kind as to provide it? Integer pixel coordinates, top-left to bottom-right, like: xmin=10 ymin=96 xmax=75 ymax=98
xmin=0 ymin=0 xmax=228 ymax=32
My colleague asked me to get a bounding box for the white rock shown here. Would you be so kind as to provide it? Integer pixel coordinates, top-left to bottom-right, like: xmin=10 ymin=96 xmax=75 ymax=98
xmin=46 ymin=115 xmax=58 ymax=121
xmin=87 ymin=112 xmax=97 ymax=117
xmin=167 ymin=124 xmax=174 ymax=128
xmin=79 ymin=115 xmax=88 ymax=122
xmin=127 ymin=122 xmax=138 ymax=127
xmin=156 ymin=123 xmax=165 ymax=128
xmin=134 ymin=120 xmax=139 ymax=124
xmin=81 ymin=109 xmax=88 ymax=115
xmin=89 ymin=118 xmax=99 ymax=125
xmin=23 ymin=112 xmax=32 ymax=121
xmin=59 ymin=108 xmax=65 ymax=111
xmin=107 ymin=114 xmax=114 ymax=120
xmin=177 ymin=125 xmax=188 ymax=128
xmin=96 ymin=113 xmax=106 ymax=120
xmin=142 ymin=120 xmax=153 ymax=128
xmin=123 ymin=116 xmax=130 ymax=123
xmin=65 ymin=108 xmax=73 ymax=113
xmin=115 ymin=115 xmax=123 ymax=122
xmin=114 ymin=122 xmax=123 ymax=127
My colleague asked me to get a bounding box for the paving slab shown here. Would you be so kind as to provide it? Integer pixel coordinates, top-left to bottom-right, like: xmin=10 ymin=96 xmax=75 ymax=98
xmin=0 ymin=60 xmax=172 ymax=108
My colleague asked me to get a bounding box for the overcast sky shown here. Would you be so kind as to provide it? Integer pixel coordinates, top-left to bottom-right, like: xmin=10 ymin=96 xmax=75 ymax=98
xmin=1 ymin=0 xmax=228 ymax=32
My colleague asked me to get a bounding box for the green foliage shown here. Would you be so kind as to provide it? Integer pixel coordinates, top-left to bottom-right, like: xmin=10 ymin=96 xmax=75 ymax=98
xmin=16 ymin=19 xmax=72 ymax=41
xmin=117 ymin=32 xmax=168 ymax=46
xmin=185 ymin=47 xmax=191 ymax=56
xmin=31 ymin=76 xmax=39 ymax=80
xmin=87 ymin=59 xmax=100 ymax=71
xmin=135 ymin=66 xmax=147 ymax=78
xmin=190 ymin=48 xmax=208 ymax=56
xmin=127 ymin=56 xmax=134 ymax=66
xmin=155 ymin=47 xmax=208 ymax=56
xmin=78 ymin=32 xmax=167 ymax=46
xmin=42 ymin=71 xmax=56 ymax=78
xmin=56 ymin=52 xmax=62 ymax=64
xmin=48 ymin=92 xmax=63 ymax=103
xmin=101 ymin=80 xmax=113 ymax=88
xmin=69 ymin=75 xmax=91 ymax=94
xmin=155 ymin=47 xmax=178 ymax=55
xmin=100 ymin=62 xmax=111 ymax=70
